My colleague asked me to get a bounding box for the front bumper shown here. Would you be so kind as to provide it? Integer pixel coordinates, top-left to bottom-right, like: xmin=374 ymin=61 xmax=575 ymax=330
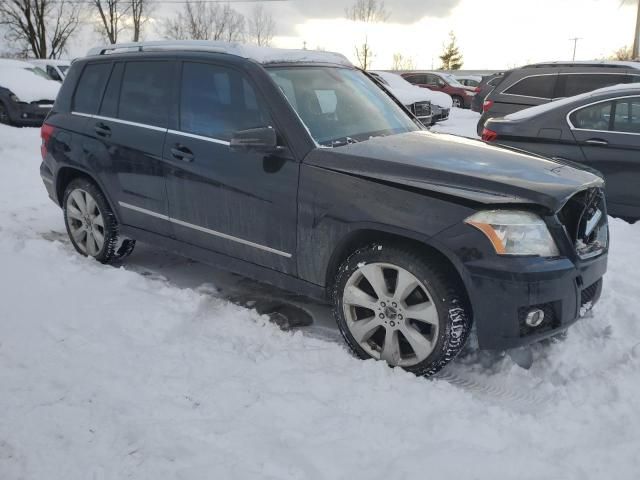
xmin=6 ymin=102 xmax=51 ymax=127
xmin=464 ymin=253 xmax=606 ymax=350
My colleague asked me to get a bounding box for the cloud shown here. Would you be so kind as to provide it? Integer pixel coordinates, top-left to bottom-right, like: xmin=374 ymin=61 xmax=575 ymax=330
xmin=290 ymin=0 xmax=461 ymax=23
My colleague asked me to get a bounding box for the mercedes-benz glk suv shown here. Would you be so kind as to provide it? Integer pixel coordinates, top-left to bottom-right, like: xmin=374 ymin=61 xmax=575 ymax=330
xmin=39 ymin=41 xmax=608 ymax=376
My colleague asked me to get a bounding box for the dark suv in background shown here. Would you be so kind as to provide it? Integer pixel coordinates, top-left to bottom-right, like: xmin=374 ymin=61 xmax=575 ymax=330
xmin=40 ymin=41 xmax=608 ymax=376
xmin=478 ymin=61 xmax=640 ymax=134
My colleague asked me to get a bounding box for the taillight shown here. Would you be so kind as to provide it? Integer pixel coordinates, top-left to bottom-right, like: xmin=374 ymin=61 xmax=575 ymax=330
xmin=40 ymin=123 xmax=54 ymax=160
xmin=482 ymin=128 xmax=498 ymax=142
xmin=482 ymin=100 xmax=494 ymax=113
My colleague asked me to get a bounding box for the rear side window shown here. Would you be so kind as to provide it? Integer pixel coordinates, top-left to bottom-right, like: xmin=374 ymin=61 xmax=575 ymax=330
xmin=503 ymin=75 xmax=556 ymax=99
xmin=99 ymin=62 xmax=124 ymax=118
xmin=404 ymin=74 xmax=426 ymax=85
xmin=570 ymin=101 xmax=613 ymax=130
xmin=613 ymin=97 xmax=640 ymax=133
xmin=562 ymin=74 xmax=627 ymax=97
xmin=73 ymin=63 xmax=112 ymax=114
xmin=179 ymin=62 xmax=271 ymax=140
xmin=118 ymin=61 xmax=171 ymax=128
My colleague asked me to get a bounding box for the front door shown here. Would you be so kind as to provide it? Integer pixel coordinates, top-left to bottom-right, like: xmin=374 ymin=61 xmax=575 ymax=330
xmin=163 ymin=61 xmax=299 ymax=273
xmin=570 ymin=96 xmax=640 ymax=217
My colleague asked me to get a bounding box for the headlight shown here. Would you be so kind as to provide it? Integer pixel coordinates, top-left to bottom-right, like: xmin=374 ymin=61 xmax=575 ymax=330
xmin=9 ymin=93 xmax=20 ymax=103
xmin=465 ymin=210 xmax=560 ymax=257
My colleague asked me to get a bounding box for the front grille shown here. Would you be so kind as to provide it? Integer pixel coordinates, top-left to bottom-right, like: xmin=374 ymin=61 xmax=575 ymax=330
xmin=411 ymin=101 xmax=431 ymax=118
xmin=558 ymin=188 xmax=608 ymax=259
xmin=581 ymin=279 xmax=602 ymax=306
xmin=518 ymin=303 xmax=559 ymax=337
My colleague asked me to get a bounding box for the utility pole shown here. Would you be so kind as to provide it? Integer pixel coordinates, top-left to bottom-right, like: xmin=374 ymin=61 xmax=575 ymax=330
xmin=569 ymin=37 xmax=582 ymax=61
xmin=633 ymin=0 xmax=640 ymax=59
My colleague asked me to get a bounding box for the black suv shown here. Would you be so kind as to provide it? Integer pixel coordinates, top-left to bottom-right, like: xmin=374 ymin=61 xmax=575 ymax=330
xmin=478 ymin=61 xmax=640 ymax=135
xmin=39 ymin=41 xmax=608 ymax=376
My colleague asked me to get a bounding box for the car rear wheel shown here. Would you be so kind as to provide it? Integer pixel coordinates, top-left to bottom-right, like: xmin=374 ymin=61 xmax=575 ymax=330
xmin=452 ymin=95 xmax=463 ymax=109
xmin=63 ymin=178 xmax=135 ymax=263
xmin=333 ymin=244 xmax=471 ymax=376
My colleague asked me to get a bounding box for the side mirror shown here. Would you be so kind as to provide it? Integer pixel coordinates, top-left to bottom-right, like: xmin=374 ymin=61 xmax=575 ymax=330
xmin=230 ymin=127 xmax=278 ymax=153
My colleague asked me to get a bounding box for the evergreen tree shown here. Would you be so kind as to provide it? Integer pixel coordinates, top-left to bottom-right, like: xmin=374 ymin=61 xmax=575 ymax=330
xmin=439 ymin=31 xmax=463 ymax=70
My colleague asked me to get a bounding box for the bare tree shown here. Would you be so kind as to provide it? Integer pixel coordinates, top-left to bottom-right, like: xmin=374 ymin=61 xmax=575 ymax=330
xmin=0 ymin=0 xmax=83 ymax=58
xmin=163 ymin=1 xmax=245 ymax=42
xmin=93 ymin=0 xmax=129 ymax=44
xmin=248 ymin=4 xmax=275 ymax=46
xmin=611 ymin=45 xmax=634 ymax=60
xmin=391 ymin=53 xmax=414 ymax=71
xmin=346 ymin=0 xmax=389 ymax=70
xmin=130 ymin=0 xmax=153 ymax=42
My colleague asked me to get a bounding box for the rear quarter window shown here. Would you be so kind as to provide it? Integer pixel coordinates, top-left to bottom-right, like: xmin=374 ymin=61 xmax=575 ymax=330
xmin=503 ymin=74 xmax=556 ymax=99
xmin=73 ymin=63 xmax=112 ymax=114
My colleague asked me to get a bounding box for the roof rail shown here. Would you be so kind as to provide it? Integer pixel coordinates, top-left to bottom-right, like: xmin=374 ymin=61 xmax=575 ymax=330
xmin=520 ymin=60 xmax=640 ymax=70
xmin=85 ymin=40 xmax=354 ymax=67
xmin=87 ymin=40 xmax=230 ymax=56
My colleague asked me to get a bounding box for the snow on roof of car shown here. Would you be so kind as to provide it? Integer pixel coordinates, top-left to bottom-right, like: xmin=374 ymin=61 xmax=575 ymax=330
xmin=504 ymin=83 xmax=640 ymax=121
xmin=371 ymin=71 xmax=454 ymax=109
xmin=0 ymin=59 xmax=61 ymax=102
xmin=86 ymin=41 xmax=353 ymax=66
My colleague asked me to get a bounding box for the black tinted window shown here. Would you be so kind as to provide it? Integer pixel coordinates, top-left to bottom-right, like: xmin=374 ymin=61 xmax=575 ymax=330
xmin=504 ymin=75 xmax=556 ymax=98
xmin=99 ymin=62 xmax=124 ymax=118
xmin=404 ymin=74 xmax=426 ymax=85
xmin=571 ymin=101 xmax=612 ymax=130
xmin=562 ymin=74 xmax=627 ymax=97
xmin=73 ymin=63 xmax=111 ymax=114
xmin=180 ymin=62 xmax=270 ymax=140
xmin=118 ymin=61 xmax=171 ymax=127
xmin=613 ymin=97 xmax=640 ymax=133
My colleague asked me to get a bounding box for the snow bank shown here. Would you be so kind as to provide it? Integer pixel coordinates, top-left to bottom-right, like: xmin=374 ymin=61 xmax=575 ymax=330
xmin=0 ymin=123 xmax=639 ymax=479
xmin=0 ymin=60 xmax=60 ymax=103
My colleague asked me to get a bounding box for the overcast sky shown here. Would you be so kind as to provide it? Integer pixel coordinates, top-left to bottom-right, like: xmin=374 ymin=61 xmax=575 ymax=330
xmin=69 ymin=0 xmax=637 ymax=70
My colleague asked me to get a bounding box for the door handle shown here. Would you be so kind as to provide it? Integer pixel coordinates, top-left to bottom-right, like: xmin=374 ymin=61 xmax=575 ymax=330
xmin=170 ymin=144 xmax=194 ymax=162
xmin=585 ymin=139 xmax=608 ymax=146
xmin=94 ymin=122 xmax=111 ymax=137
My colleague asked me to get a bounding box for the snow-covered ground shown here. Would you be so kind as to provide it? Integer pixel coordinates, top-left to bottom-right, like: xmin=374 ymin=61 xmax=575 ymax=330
xmin=1 ymin=110 xmax=639 ymax=479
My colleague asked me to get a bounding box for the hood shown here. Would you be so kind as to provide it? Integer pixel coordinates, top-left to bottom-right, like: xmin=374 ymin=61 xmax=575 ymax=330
xmin=0 ymin=66 xmax=60 ymax=103
xmin=304 ymin=131 xmax=603 ymax=212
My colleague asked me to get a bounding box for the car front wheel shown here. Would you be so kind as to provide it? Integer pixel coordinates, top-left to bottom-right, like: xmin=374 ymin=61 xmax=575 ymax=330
xmin=333 ymin=244 xmax=471 ymax=376
xmin=451 ymin=95 xmax=463 ymax=108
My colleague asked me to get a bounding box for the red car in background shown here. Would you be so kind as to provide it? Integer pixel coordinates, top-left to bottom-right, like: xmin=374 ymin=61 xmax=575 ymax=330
xmin=401 ymin=71 xmax=476 ymax=109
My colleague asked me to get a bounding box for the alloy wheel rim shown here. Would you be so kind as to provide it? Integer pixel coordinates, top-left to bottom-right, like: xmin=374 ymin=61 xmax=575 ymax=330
xmin=66 ymin=189 xmax=105 ymax=257
xmin=342 ymin=262 xmax=439 ymax=367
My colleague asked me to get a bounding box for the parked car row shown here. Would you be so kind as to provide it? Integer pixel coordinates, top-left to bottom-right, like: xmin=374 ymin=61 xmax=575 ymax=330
xmin=401 ymin=71 xmax=477 ymax=109
xmin=39 ymin=41 xmax=608 ymax=376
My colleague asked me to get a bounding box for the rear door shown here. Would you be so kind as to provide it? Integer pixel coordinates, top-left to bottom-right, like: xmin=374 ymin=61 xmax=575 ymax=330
xmin=163 ymin=60 xmax=299 ymax=273
xmin=86 ymin=59 xmax=174 ymax=235
xmin=569 ymin=96 xmax=640 ymax=216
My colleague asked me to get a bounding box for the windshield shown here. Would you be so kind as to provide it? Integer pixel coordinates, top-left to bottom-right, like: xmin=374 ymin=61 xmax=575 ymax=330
xmin=59 ymin=65 xmax=68 ymax=74
xmin=442 ymin=73 xmax=464 ymax=87
xmin=267 ymin=66 xmax=418 ymax=147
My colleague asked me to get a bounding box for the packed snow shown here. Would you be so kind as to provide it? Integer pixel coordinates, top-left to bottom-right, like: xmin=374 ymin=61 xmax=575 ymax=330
xmin=372 ymin=71 xmax=453 ymax=109
xmin=1 ymin=110 xmax=639 ymax=479
xmin=0 ymin=59 xmax=60 ymax=103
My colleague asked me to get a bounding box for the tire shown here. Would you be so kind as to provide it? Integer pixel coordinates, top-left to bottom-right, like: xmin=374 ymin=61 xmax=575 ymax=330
xmin=332 ymin=244 xmax=471 ymax=377
xmin=451 ymin=95 xmax=463 ymax=109
xmin=0 ymin=102 xmax=11 ymax=125
xmin=63 ymin=178 xmax=136 ymax=264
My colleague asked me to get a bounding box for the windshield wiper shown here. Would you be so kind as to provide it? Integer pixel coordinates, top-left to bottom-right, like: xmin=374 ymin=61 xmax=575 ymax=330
xmin=325 ymin=136 xmax=360 ymax=148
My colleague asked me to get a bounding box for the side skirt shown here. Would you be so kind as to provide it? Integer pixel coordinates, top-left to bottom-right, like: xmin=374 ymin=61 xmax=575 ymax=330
xmin=120 ymin=225 xmax=327 ymax=302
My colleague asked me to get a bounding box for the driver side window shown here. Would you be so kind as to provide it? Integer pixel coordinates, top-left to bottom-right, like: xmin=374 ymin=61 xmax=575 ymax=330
xmin=180 ymin=62 xmax=271 ymax=141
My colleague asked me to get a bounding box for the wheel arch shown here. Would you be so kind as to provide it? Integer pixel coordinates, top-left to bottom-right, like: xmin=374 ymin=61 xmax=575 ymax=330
xmin=55 ymin=166 xmax=120 ymax=222
xmin=324 ymin=227 xmax=473 ymax=316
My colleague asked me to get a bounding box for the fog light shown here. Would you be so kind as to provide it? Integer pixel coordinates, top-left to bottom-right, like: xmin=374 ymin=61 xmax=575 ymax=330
xmin=22 ymin=113 xmax=28 ymax=119
xmin=525 ymin=309 xmax=545 ymax=327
